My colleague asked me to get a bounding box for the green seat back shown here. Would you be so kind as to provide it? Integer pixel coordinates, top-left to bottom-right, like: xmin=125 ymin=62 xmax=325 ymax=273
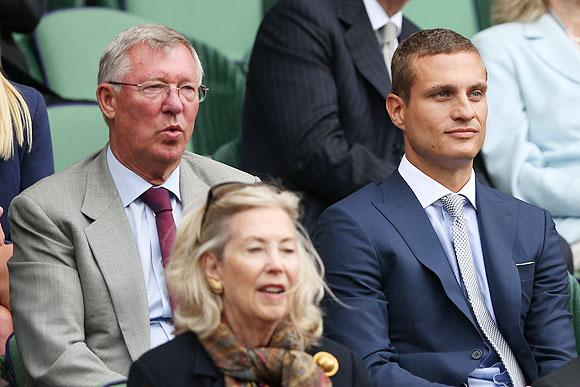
xmin=212 ymin=138 xmax=241 ymax=168
xmin=34 ymin=8 xmax=151 ymax=100
xmin=189 ymin=40 xmax=246 ymax=156
xmin=47 ymin=0 xmax=85 ymax=10
xmin=12 ymin=33 xmax=43 ymax=83
xmin=5 ymin=334 xmax=25 ymax=387
xmin=404 ymin=0 xmax=479 ymax=37
xmin=123 ymin=0 xmax=261 ymax=62
xmin=0 ymin=354 xmax=9 ymax=384
xmin=568 ymin=273 xmax=580 ymax=355
xmin=474 ymin=0 xmax=493 ymax=30
xmin=48 ymin=103 xmax=109 ymax=172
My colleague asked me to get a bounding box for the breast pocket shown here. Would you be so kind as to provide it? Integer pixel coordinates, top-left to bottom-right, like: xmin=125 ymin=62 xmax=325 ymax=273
xmin=516 ymin=261 xmax=535 ymax=314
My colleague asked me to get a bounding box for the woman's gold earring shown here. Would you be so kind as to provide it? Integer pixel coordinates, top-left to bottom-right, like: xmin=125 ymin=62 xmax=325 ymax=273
xmin=207 ymin=277 xmax=224 ymax=294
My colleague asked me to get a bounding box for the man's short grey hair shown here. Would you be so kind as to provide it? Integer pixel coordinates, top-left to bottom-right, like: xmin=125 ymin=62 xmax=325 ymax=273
xmin=98 ymin=24 xmax=204 ymax=87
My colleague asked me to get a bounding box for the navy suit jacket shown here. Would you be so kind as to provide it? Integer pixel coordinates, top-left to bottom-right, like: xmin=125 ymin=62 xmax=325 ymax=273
xmin=0 ymin=82 xmax=53 ymax=241
xmin=315 ymin=172 xmax=576 ymax=386
xmin=242 ymin=0 xmax=419 ymax=231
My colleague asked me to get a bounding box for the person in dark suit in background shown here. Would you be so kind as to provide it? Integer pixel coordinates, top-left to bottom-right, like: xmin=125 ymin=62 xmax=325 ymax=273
xmin=242 ymin=0 xmax=418 ymax=232
xmin=315 ymin=28 xmax=576 ymax=386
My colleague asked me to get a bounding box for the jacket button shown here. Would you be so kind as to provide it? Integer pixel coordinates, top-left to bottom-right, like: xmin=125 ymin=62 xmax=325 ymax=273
xmin=471 ymin=349 xmax=483 ymax=360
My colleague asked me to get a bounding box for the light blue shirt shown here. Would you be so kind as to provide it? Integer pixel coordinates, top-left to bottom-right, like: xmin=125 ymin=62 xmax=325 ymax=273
xmin=107 ymin=147 xmax=182 ymax=349
xmin=398 ymin=156 xmax=509 ymax=386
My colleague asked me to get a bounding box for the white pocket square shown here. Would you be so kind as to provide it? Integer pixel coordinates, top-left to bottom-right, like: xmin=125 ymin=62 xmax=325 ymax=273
xmin=516 ymin=261 xmax=534 ymax=266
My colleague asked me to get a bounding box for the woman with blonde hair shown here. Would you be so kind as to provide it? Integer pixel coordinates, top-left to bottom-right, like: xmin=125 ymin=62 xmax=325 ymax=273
xmin=0 ymin=66 xmax=53 ymax=353
xmin=128 ymin=183 xmax=371 ymax=386
xmin=472 ymin=0 xmax=580 ymax=266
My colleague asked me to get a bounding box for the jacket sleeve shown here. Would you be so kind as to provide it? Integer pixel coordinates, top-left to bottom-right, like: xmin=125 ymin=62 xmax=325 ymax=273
xmin=524 ymin=210 xmax=577 ymax=377
xmin=315 ymin=204 xmax=451 ymax=386
xmin=8 ymin=194 xmax=124 ymax=387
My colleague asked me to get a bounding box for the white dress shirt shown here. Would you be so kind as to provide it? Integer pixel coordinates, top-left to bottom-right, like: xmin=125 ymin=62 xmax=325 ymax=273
xmin=398 ymin=156 xmax=510 ymax=386
xmin=363 ymin=0 xmax=404 ymax=47
xmin=107 ymin=146 xmax=182 ymax=349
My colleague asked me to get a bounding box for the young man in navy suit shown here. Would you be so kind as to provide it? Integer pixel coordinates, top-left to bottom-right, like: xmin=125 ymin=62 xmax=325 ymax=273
xmin=315 ymin=29 xmax=576 ymax=387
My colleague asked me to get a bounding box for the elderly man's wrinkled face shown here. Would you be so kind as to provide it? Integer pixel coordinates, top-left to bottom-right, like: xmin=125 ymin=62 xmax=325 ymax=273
xmin=105 ymin=43 xmax=199 ymax=182
xmin=213 ymin=206 xmax=299 ymax=334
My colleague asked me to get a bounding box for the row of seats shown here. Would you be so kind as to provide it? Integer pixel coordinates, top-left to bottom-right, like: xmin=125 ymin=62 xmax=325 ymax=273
xmin=15 ymin=1 xmax=493 ymax=172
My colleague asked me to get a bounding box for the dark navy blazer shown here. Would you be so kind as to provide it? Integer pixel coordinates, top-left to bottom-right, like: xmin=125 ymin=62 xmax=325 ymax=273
xmin=315 ymin=172 xmax=576 ymax=386
xmin=0 ymin=82 xmax=53 ymax=241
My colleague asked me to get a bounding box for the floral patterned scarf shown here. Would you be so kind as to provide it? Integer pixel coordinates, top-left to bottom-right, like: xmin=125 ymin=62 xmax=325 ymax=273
xmin=200 ymin=319 xmax=331 ymax=387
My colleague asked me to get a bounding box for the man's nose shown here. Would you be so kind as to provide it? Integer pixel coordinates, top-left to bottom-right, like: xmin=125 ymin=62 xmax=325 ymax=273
xmin=162 ymin=87 xmax=185 ymax=114
xmin=450 ymin=96 xmax=476 ymax=121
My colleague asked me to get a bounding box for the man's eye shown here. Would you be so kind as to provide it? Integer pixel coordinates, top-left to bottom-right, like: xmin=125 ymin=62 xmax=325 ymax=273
xmin=469 ymin=90 xmax=484 ymax=99
xmin=180 ymin=85 xmax=196 ymax=92
xmin=143 ymin=84 xmax=166 ymax=92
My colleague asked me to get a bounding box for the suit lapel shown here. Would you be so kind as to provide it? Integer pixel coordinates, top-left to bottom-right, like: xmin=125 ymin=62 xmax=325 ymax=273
xmin=476 ymin=184 xmax=523 ymax=349
xmin=524 ymin=13 xmax=580 ymax=83
xmin=81 ymin=149 xmax=150 ymax=360
xmin=372 ymin=173 xmax=476 ymax=326
xmin=338 ymin=0 xmax=391 ymax=98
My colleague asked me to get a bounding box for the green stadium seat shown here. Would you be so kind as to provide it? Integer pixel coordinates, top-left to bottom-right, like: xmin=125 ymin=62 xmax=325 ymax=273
xmin=212 ymin=138 xmax=241 ymax=168
xmin=568 ymin=273 xmax=580 ymax=355
xmin=48 ymin=103 xmax=109 ymax=172
xmin=12 ymin=33 xmax=43 ymax=83
xmin=474 ymin=0 xmax=493 ymax=30
xmin=34 ymin=8 xmax=151 ymax=100
xmin=3 ymin=333 xmax=25 ymax=387
xmin=47 ymin=0 xmax=85 ymax=10
xmin=404 ymin=0 xmax=479 ymax=37
xmin=190 ymin=41 xmax=246 ymax=156
xmin=122 ymin=0 xmax=261 ymax=62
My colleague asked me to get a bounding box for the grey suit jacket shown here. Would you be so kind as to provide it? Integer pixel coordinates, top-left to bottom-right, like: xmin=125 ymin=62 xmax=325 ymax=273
xmin=8 ymin=148 xmax=258 ymax=387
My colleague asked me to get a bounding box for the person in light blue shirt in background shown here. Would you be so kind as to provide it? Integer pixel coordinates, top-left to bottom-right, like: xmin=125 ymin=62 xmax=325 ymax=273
xmin=472 ymin=0 xmax=580 ymax=267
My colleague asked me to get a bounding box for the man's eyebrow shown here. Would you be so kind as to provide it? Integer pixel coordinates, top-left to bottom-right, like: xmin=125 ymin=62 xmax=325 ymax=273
xmin=424 ymin=82 xmax=487 ymax=95
xmin=424 ymin=84 xmax=455 ymax=94
xmin=469 ymin=82 xmax=487 ymax=91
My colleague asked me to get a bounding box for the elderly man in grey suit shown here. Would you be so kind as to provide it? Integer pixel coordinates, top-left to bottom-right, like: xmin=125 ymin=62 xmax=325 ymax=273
xmin=8 ymin=24 xmax=257 ymax=387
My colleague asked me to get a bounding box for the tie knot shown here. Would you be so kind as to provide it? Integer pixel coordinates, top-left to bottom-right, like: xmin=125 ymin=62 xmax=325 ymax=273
xmin=440 ymin=193 xmax=467 ymax=219
xmin=140 ymin=187 xmax=172 ymax=214
xmin=381 ymin=21 xmax=398 ymax=45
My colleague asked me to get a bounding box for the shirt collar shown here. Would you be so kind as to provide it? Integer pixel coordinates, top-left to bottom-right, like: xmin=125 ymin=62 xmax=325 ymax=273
xmin=106 ymin=146 xmax=181 ymax=207
xmin=398 ymin=155 xmax=477 ymax=210
xmin=363 ymin=0 xmax=403 ymax=34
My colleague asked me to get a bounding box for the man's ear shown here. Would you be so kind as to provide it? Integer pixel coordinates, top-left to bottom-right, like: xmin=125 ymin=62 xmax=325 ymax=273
xmin=386 ymin=93 xmax=407 ymax=131
xmin=201 ymin=251 xmax=222 ymax=281
xmin=96 ymin=83 xmax=117 ymax=121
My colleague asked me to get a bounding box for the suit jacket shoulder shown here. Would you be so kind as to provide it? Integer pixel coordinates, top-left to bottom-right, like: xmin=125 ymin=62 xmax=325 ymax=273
xmin=180 ymin=151 xmax=257 ymax=186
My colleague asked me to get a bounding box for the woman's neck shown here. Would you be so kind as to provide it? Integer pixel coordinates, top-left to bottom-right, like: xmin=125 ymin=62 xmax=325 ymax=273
xmin=551 ymin=0 xmax=580 ymax=37
xmin=224 ymin=311 xmax=277 ymax=348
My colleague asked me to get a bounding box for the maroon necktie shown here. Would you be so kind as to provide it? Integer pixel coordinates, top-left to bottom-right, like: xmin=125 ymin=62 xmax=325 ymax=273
xmin=140 ymin=187 xmax=177 ymax=267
